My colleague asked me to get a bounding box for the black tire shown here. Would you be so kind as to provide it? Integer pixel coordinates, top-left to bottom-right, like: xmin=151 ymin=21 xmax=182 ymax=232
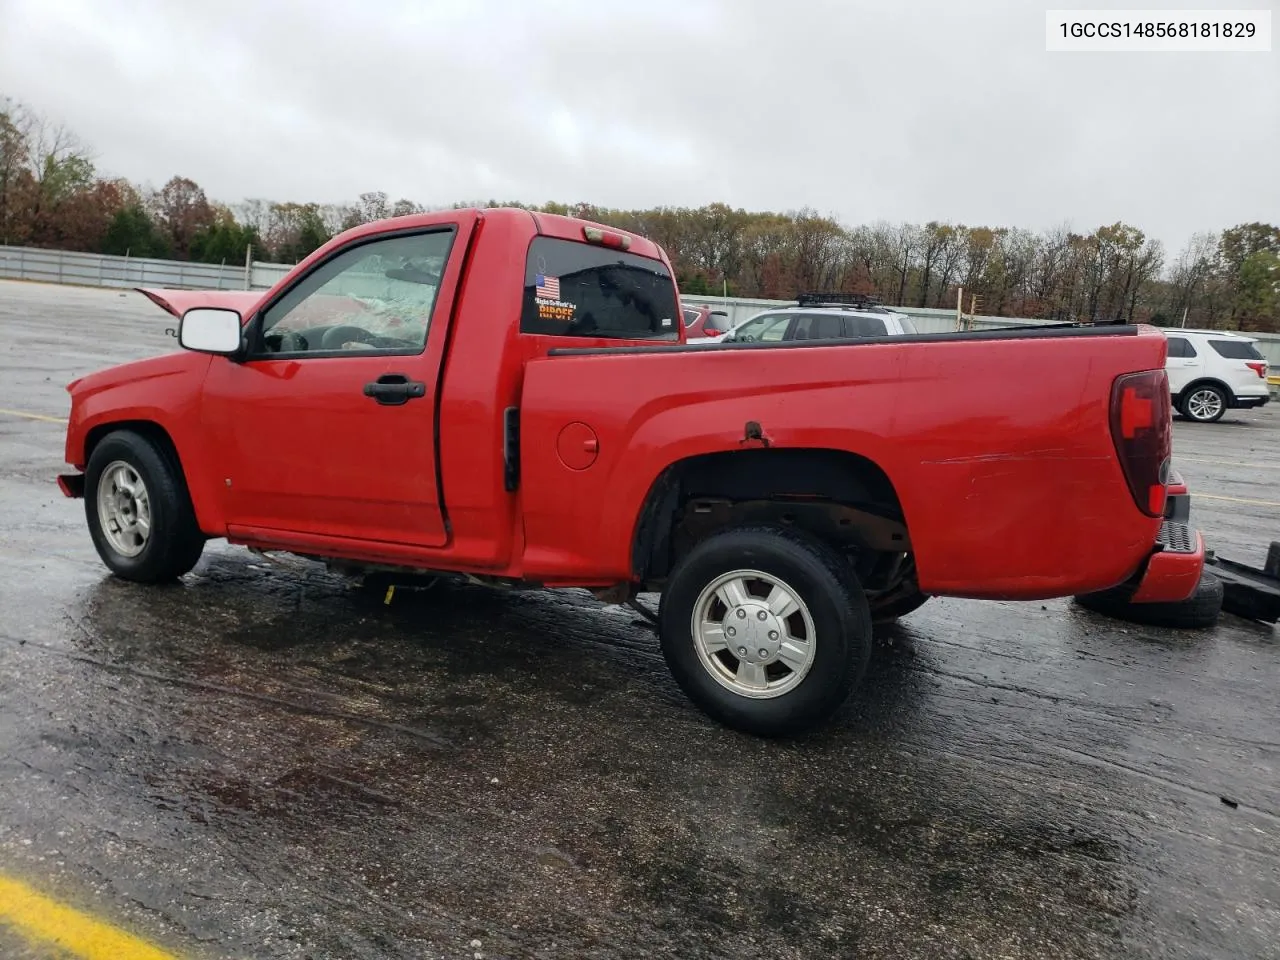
xmin=869 ymin=590 xmax=930 ymax=624
xmin=1179 ymin=384 xmax=1228 ymax=424
xmin=1073 ymin=570 xmax=1223 ymax=629
xmin=85 ymin=429 xmax=206 ymax=583
xmin=658 ymin=525 xmax=873 ymax=737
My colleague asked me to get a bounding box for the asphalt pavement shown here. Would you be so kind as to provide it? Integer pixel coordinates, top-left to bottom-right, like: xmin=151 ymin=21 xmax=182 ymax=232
xmin=1 ymin=279 xmax=1277 ymax=960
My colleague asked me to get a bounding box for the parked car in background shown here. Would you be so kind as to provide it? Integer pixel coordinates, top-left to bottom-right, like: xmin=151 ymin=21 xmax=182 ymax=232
xmin=681 ymin=303 xmax=733 ymax=339
xmin=1164 ymin=329 xmax=1270 ymax=423
xmin=687 ymin=293 xmax=919 ymax=347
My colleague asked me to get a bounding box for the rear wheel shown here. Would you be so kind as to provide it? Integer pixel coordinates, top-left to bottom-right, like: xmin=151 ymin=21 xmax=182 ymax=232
xmin=85 ymin=430 xmax=206 ymax=582
xmin=658 ymin=525 xmax=872 ymax=737
xmin=1180 ymin=385 xmax=1228 ymax=423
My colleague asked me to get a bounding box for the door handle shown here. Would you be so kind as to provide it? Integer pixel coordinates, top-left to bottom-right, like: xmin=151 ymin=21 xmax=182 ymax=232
xmin=363 ymin=373 xmax=426 ymax=406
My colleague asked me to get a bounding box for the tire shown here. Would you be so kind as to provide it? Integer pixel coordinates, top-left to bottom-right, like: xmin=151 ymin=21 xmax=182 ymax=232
xmin=85 ymin=429 xmax=206 ymax=583
xmin=1073 ymin=570 xmax=1223 ymax=629
xmin=1180 ymin=384 xmax=1228 ymax=423
xmin=658 ymin=525 xmax=873 ymax=737
xmin=869 ymin=590 xmax=930 ymax=624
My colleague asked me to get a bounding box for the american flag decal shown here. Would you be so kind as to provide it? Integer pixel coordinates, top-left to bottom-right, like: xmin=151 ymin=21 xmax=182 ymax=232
xmin=535 ymin=274 xmax=561 ymax=300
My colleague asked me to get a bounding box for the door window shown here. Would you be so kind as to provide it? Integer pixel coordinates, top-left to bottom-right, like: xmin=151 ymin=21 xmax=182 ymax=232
xmin=254 ymin=229 xmax=457 ymax=356
xmin=1166 ymin=336 xmax=1196 ymax=358
xmin=730 ymin=313 xmax=791 ymax=342
xmin=1207 ymin=338 xmax=1264 ymax=360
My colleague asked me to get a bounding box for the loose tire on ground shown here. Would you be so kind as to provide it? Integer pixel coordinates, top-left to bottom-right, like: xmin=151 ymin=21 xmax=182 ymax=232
xmin=85 ymin=429 xmax=206 ymax=582
xmin=658 ymin=525 xmax=873 ymax=737
xmin=1073 ymin=570 xmax=1223 ymax=629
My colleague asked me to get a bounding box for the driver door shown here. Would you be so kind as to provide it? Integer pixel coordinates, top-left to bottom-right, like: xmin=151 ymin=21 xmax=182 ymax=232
xmin=200 ymin=221 xmax=468 ymax=548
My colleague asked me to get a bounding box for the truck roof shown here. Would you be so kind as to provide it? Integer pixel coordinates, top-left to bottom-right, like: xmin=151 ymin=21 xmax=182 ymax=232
xmin=323 ymin=207 xmax=668 ymax=264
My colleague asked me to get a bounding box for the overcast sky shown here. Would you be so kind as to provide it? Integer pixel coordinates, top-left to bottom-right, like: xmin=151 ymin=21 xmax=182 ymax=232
xmin=0 ymin=0 xmax=1275 ymax=253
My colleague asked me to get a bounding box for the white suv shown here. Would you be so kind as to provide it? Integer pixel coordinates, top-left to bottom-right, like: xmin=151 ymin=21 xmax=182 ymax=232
xmin=1164 ymin=329 xmax=1270 ymax=423
xmin=685 ymin=295 xmax=918 ymax=347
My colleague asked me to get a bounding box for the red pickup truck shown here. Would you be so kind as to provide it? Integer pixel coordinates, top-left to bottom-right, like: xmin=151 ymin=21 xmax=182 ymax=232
xmin=58 ymin=207 xmax=1205 ymax=736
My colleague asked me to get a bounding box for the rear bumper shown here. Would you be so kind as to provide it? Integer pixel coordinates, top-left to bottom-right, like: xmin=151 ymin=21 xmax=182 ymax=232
xmin=1130 ymin=520 xmax=1205 ymax=603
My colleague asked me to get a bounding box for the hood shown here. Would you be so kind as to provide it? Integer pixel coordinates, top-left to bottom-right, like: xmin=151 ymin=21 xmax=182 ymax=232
xmin=135 ymin=287 xmax=264 ymax=319
xmin=66 ymin=350 xmax=211 ymax=399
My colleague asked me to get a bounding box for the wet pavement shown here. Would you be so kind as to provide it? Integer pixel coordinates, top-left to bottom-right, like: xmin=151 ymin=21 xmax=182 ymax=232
xmin=1 ymin=279 xmax=1278 ymax=959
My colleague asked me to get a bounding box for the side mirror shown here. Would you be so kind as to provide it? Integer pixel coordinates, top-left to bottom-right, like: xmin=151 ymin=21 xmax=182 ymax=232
xmin=179 ymin=308 xmax=243 ymax=355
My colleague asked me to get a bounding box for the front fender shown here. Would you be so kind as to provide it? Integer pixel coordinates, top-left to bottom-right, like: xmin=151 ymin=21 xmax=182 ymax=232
xmin=64 ymin=353 xmax=225 ymax=534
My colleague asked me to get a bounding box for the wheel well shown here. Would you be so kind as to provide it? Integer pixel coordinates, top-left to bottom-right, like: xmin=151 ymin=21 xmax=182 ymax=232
xmin=85 ymin=420 xmax=184 ymax=475
xmin=631 ymin=447 xmax=910 ymax=587
xmin=1177 ymin=378 xmax=1233 ymax=403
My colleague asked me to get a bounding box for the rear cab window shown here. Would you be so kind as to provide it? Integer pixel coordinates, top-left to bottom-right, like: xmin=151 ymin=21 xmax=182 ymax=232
xmin=1208 ymin=338 xmax=1264 ymax=360
xmin=521 ymin=237 xmax=680 ymax=341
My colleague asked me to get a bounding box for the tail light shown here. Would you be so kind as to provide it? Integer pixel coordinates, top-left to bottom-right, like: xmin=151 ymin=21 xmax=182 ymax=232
xmin=1247 ymin=361 xmax=1268 ymax=378
xmin=1110 ymin=369 xmax=1172 ymax=518
xmin=705 ymin=328 xmax=725 ymax=337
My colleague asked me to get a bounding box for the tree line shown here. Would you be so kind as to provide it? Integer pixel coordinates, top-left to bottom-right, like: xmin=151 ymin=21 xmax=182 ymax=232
xmin=2 ymin=96 xmax=1277 ymax=330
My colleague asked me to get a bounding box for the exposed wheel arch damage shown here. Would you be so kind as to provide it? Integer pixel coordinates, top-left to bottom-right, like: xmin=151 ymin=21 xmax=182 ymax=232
xmin=630 ymin=447 xmax=909 ymax=586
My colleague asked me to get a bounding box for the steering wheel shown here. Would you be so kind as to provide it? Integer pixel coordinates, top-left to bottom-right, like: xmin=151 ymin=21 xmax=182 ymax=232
xmin=320 ymin=324 xmax=377 ymax=350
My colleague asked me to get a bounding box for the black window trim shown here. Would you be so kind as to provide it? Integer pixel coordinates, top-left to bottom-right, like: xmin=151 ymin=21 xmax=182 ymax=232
xmin=241 ymin=223 xmax=461 ymax=362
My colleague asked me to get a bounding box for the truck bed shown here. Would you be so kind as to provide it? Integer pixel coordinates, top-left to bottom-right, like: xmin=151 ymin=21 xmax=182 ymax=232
xmin=515 ymin=323 xmax=1168 ymax=600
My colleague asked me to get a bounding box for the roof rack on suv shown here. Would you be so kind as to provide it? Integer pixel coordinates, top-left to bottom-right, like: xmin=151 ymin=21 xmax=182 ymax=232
xmin=796 ymin=292 xmax=888 ymax=310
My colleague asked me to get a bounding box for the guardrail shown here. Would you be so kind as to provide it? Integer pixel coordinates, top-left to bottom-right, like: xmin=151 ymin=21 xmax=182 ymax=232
xmin=5 ymin=242 xmax=1279 ymax=366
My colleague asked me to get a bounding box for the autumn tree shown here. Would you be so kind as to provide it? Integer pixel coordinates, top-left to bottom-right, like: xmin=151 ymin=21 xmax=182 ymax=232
xmin=151 ymin=176 xmax=214 ymax=258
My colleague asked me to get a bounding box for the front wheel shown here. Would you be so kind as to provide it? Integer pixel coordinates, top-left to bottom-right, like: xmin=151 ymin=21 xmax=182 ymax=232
xmin=85 ymin=430 xmax=206 ymax=582
xmin=1180 ymin=385 xmax=1228 ymax=423
xmin=658 ymin=526 xmax=873 ymax=737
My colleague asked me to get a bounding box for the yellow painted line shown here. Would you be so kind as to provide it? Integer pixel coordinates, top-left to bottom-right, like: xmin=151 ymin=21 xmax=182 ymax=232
xmin=0 ymin=874 xmax=178 ymax=959
xmin=0 ymin=407 xmax=67 ymax=424
xmin=1194 ymin=492 xmax=1280 ymax=508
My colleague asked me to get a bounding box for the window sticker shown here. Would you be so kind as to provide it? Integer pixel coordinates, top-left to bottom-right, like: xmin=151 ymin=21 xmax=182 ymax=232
xmin=535 ymin=273 xmax=577 ymax=322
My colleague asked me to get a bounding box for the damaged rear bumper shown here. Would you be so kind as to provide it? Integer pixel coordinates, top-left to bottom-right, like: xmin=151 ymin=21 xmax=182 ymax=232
xmin=1129 ymin=520 xmax=1206 ymax=604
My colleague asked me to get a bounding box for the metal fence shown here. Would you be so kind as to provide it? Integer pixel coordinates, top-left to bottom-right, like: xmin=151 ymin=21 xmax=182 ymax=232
xmin=5 ymin=242 xmax=1279 ymax=367
xmin=0 ymin=244 xmax=256 ymax=290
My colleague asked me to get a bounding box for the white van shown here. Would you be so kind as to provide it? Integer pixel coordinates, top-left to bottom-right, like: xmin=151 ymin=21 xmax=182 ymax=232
xmin=1164 ymin=329 xmax=1270 ymax=423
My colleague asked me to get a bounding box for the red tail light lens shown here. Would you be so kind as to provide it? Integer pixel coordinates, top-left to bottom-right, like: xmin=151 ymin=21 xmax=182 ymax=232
xmin=705 ymin=328 xmax=725 ymax=336
xmin=1247 ymin=361 xmax=1268 ymax=378
xmin=1110 ymin=369 xmax=1172 ymax=518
